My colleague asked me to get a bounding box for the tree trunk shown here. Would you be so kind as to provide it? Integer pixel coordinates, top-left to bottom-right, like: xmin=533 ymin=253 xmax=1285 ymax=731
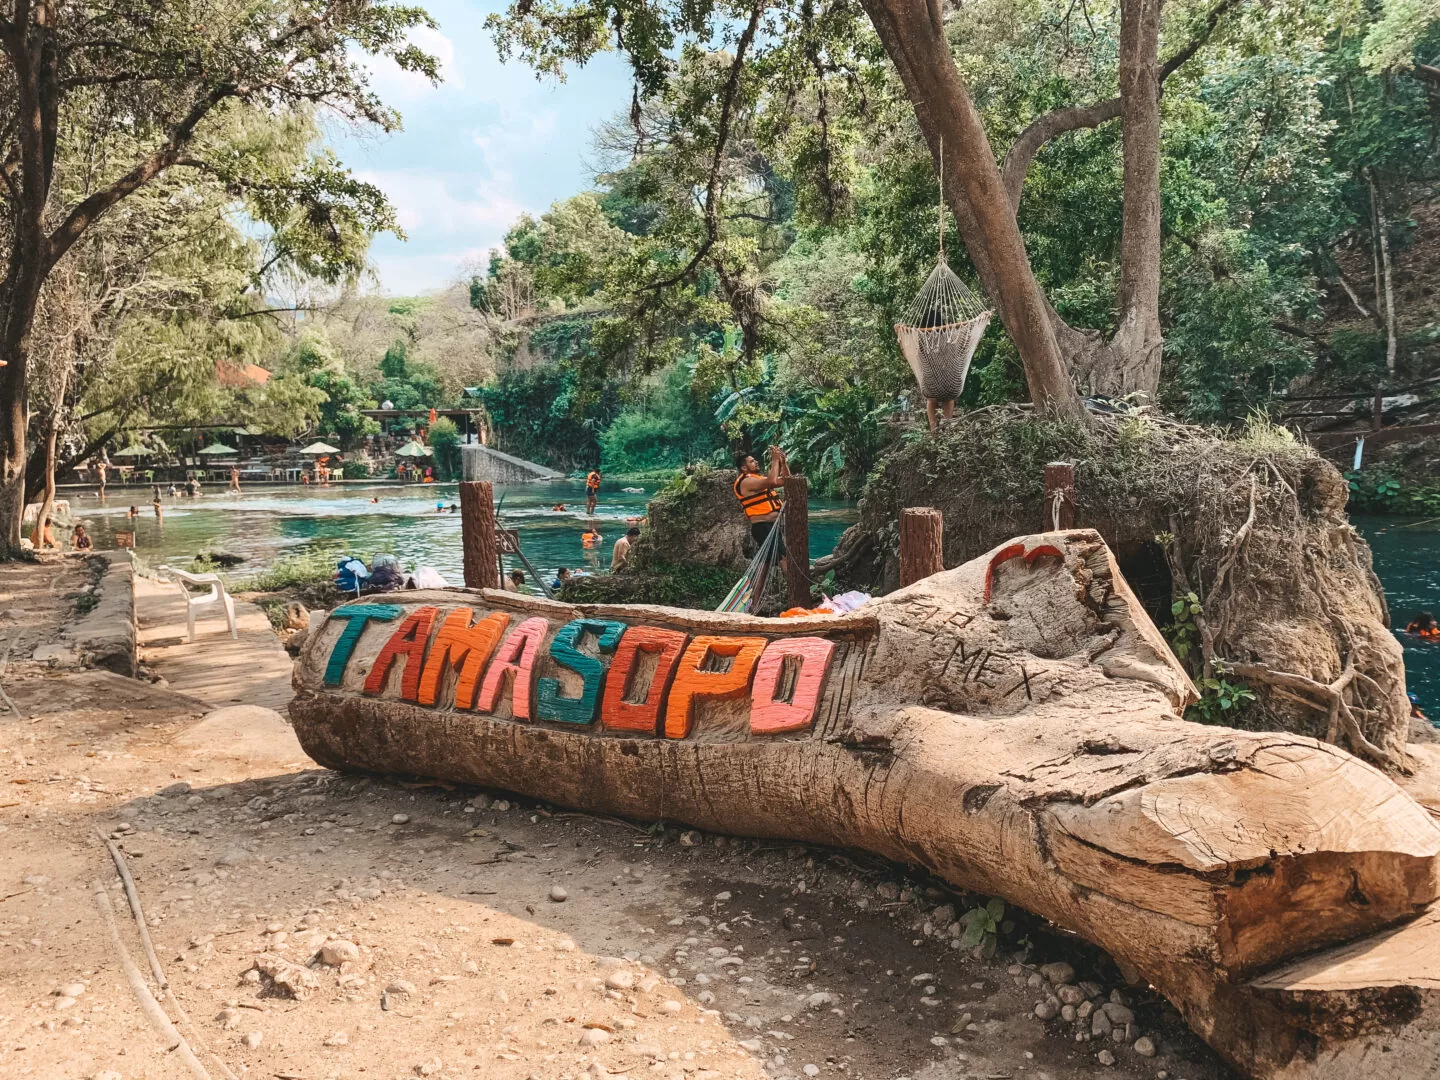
xmin=857 ymin=0 xmax=1084 ymax=420
xmin=1066 ymin=0 xmax=1164 ymax=399
xmin=28 ymin=417 xmax=57 ymax=549
xmin=1366 ymin=169 xmax=1398 ymax=376
xmin=289 ymin=529 xmax=1440 ymax=1078
xmin=460 ymin=481 xmax=500 ymax=590
xmin=898 ymin=507 xmax=944 ymax=585
xmin=0 ymin=293 xmax=39 ymax=556
xmin=782 ymin=475 xmax=811 ymax=608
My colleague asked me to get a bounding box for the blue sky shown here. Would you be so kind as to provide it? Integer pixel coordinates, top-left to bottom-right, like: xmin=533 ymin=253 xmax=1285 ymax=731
xmin=328 ymin=0 xmax=634 ymax=295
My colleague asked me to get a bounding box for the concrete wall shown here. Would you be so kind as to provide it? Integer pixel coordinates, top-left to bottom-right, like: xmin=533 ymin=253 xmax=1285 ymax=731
xmin=461 ymin=444 xmax=562 ymax=484
xmin=34 ymin=552 xmax=137 ymax=676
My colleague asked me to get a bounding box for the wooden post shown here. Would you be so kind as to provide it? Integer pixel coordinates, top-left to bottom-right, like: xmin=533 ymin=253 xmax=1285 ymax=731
xmin=460 ymin=480 xmax=500 ymax=590
xmin=899 ymin=507 xmax=944 ymax=586
xmin=783 ymin=475 xmax=811 ymax=609
xmin=1042 ymin=462 xmax=1076 ymax=532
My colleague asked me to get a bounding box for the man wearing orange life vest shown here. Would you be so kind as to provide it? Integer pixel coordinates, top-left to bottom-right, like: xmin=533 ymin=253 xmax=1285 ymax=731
xmin=585 ymin=469 xmax=601 ymax=514
xmin=734 ymin=446 xmax=789 ymax=559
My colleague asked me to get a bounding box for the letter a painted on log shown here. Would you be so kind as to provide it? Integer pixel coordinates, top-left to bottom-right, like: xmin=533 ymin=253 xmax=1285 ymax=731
xmin=664 ymin=635 xmax=767 ymax=739
xmin=601 ymin=626 xmax=688 ymax=734
xmin=416 ymin=609 xmax=511 ymax=708
xmin=364 ymin=606 xmax=439 ymax=700
xmin=476 ymin=617 xmax=549 ymax=720
xmin=537 ymin=619 xmax=628 ymax=725
xmin=750 ymin=637 xmax=836 ymax=734
xmin=323 ymin=604 xmax=402 ymax=685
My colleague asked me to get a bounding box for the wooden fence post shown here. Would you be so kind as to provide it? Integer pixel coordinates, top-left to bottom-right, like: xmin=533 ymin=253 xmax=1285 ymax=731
xmin=899 ymin=507 xmax=944 ymax=586
xmin=783 ymin=475 xmax=811 ymax=609
xmin=1042 ymin=462 xmax=1076 ymax=531
xmin=460 ymin=480 xmax=500 ymax=590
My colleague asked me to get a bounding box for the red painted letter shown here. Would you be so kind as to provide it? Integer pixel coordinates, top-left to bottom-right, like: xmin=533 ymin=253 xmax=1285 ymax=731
xmin=416 ymin=609 xmax=511 ymax=709
xmin=663 ymin=636 xmax=767 ymax=740
xmin=476 ymin=617 xmax=548 ymax=720
xmin=363 ymin=606 xmax=439 ymax=701
xmin=749 ymin=637 xmax=836 ymax=735
xmin=600 ymin=626 xmax=687 ymax=734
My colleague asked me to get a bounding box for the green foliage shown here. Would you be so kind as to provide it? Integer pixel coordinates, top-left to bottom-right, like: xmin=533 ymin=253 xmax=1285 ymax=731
xmin=1347 ymin=470 xmax=1440 ymax=514
xmin=342 ymin=461 xmax=372 ymax=480
xmin=958 ymin=897 xmax=1007 ymax=958
xmin=427 ymin=417 xmax=462 ymax=480
xmin=1188 ymin=676 xmax=1258 ymax=724
xmin=599 ymin=363 xmax=724 ymax=473
xmin=478 ymin=364 xmax=622 ymax=470
xmin=559 ymin=561 xmax=737 ymax=608
xmin=1164 ymin=589 xmax=1205 ymax=662
xmin=285 ymin=329 xmax=380 ymax=446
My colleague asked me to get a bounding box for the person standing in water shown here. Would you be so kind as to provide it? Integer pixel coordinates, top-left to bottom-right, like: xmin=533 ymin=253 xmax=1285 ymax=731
xmin=612 ymin=527 xmax=640 ymax=569
xmin=229 ymin=466 xmax=241 ymax=492
xmin=585 ymin=468 xmax=601 ymax=515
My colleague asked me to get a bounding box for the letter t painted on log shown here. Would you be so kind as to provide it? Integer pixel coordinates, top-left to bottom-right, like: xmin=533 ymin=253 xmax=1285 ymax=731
xmin=322 ymin=605 xmax=403 ymax=686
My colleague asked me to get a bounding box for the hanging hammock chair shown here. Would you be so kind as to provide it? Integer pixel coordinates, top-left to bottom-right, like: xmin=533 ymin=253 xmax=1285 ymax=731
xmin=894 ymin=260 xmax=992 ymax=401
xmin=894 ymin=143 xmax=994 ymax=403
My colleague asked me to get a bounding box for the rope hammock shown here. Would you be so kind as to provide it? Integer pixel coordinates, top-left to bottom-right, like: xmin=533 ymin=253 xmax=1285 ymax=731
xmin=717 ymin=505 xmax=786 ymax=614
xmin=894 ymin=140 xmax=994 ymax=401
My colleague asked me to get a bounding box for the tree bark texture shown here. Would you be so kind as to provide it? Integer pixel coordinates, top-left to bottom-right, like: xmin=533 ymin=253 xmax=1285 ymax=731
xmin=1042 ymin=462 xmax=1077 ymax=531
xmin=856 ymin=0 xmax=1084 ymax=420
xmin=898 ymin=507 xmax=944 ymax=585
xmin=291 ymin=529 xmax=1440 ymax=1078
xmin=783 ymin=475 xmax=811 ymax=609
xmin=460 ymin=481 xmax=500 ymax=590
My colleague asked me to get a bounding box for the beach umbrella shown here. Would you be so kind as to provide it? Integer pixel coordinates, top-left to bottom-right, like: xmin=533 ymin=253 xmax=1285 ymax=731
xmin=395 ymin=441 xmax=431 ymax=457
xmin=197 ymin=442 xmax=238 ymax=455
xmin=111 ymin=444 xmax=151 ymax=457
xmin=298 ymin=441 xmax=341 ymax=455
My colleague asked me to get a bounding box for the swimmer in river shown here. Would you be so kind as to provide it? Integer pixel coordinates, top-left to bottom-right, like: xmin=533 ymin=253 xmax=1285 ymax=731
xmin=370 ymin=497 xmax=380 ymax=504
xmin=581 ymin=526 xmax=603 ymax=549
xmin=552 ymin=503 xmax=566 ymax=512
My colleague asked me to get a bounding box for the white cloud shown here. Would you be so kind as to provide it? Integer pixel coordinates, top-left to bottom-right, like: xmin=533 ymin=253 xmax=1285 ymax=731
xmin=357 ymin=170 xmax=525 ymax=236
xmin=368 ymin=247 xmax=495 ymax=295
xmin=364 ymin=25 xmax=461 ymax=101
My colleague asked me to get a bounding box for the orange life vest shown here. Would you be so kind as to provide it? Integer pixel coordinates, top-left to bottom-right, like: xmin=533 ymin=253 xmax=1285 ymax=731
xmin=734 ymin=473 xmax=782 ymax=518
xmin=586 ymin=471 xmax=601 ymax=490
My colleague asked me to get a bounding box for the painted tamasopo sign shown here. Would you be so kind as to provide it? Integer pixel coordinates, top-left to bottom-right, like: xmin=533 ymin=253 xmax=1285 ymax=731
xmin=311 ymin=596 xmax=864 ymax=741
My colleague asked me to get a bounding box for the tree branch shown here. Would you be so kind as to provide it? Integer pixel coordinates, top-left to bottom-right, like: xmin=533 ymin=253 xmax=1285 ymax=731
xmin=1000 ymin=0 xmax=1246 ymax=213
xmin=42 ymin=81 xmax=239 ymax=271
xmin=643 ymin=0 xmax=763 ymax=293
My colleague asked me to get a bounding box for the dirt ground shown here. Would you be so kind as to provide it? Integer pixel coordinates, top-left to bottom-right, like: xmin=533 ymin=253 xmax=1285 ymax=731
xmin=0 ymin=557 xmax=1234 ymax=1080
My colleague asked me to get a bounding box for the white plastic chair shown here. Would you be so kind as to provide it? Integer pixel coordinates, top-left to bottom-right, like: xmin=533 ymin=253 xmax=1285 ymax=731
xmin=159 ymin=565 xmax=238 ymax=641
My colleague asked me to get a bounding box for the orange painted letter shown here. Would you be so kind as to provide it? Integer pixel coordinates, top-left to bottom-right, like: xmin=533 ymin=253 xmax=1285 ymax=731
xmin=663 ymin=636 xmax=767 ymax=739
xmin=749 ymin=637 xmax=836 ymax=735
xmin=416 ymin=609 xmax=511 ymax=709
xmin=363 ymin=606 xmax=439 ymax=701
xmin=600 ymin=626 xmax=688 ymax=734
xmin=476 ymin=617 xmax=548 ymax=720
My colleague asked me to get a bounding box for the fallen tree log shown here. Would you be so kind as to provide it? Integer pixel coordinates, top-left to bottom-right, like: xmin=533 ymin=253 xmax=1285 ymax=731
xmin=290 ymin=529 xmax=1440 ymax=1078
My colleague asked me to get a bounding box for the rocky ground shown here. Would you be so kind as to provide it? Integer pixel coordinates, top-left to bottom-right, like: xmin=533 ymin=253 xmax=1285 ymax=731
xmin=0 ymin=555 xmax=1235 ymax=1080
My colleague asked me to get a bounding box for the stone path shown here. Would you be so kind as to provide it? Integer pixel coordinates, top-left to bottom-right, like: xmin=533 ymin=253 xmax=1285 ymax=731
xmin=135 ymin=573 xmax=294 ymax=712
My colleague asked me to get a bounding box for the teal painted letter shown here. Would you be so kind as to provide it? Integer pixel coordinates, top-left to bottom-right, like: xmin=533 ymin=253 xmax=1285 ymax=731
xmin=324 ymin=605 xmax=403 ymax=685
xmin=536 ymin=619 xmax=627 ymax=725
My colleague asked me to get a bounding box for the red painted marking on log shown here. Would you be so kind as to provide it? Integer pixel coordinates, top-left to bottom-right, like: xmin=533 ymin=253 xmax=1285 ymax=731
xmin=600 ymin=626 xmax=688 ymax=734
xmin=476 ymin=617 xmax=549 ymax=720
xmin=982 ymin=543 xmax=1066 ymax=603
xmin=663 ymin=636 xmax=767 ymax=740
xmin=749 ymin=637 xmax=835 ymax=735
xmin=363 ymin=606 xmax=439 ymax=701
xmin=417 ymin=609 xmax=512 ymax=708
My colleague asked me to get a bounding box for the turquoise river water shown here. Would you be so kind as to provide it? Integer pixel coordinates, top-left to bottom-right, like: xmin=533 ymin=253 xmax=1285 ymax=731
xmin=72 ymin=479 xmax=857 ymax=591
